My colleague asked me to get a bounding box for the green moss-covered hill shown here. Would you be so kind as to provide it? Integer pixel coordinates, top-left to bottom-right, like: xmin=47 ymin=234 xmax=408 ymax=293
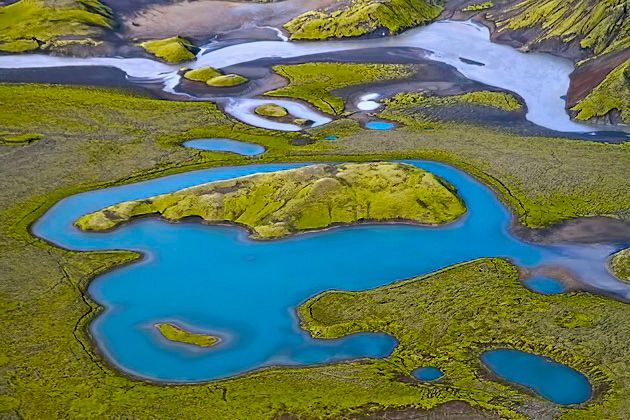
xmin=284 ymin=0 xmax=443 ymax=40
xmin=75 ymin=162 xmax=465 ymax=238
xmin=0 ymin=0 xmax=114 ymax=53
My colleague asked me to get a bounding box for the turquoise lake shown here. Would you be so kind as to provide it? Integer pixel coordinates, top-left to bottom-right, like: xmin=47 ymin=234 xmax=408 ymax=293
xmin=183 ymin=138 xmax=265 ymax=156
xmin=524 ymin=276 xmax=566 ymax=294
xmin=481 ymin=348 xmax=592 ymax=405
xmin=32 ymin=160 xmax=629 ymax=382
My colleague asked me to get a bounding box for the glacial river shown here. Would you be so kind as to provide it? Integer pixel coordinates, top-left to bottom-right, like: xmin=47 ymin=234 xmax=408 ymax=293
xmin=32 ymin=160 xmax=629 ymax=381
xmin=0 ymin=20 xmax=610 ymax=133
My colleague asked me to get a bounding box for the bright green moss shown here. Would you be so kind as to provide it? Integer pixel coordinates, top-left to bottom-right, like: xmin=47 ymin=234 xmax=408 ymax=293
xmin=284 ymin=0 xmax=443 ymax=40
xmin=571 ymin=61 xmax=630 ymax=124
xmin=266 ymin=62 xmax=414 ymax=114
xmin=462 ymin=1 xmax=493 ymax=11
xmin=609 ymin=248 xmax=630 ymax=282
xmin=75 ymin=162 xmax=466 ymax=238
xmin=183 ymin=66 xmax=222 ymax=82
xmin=255 ymin=103 xmax=288 ymax=117
xmin=0 ymin=132 xmax=41 ymax=145
xmin=140 ymin=36 xmax=198 ymax=63
xmin=206 ymin=74 xmax=248 ymax=87
xmin=0 ymin=0 xmax=113 ymax=52
xmin=386 ymin=90 xmax=522 ymax=111
xmin=155 ymin=323 xmax=220 ymax=347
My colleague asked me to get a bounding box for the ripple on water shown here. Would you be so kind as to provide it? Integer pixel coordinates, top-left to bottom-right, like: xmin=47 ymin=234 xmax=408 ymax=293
xmin=481 ymin=348 xmax=592 ymax=405
xmin=183 ymin=138 xmax=265 ymax=156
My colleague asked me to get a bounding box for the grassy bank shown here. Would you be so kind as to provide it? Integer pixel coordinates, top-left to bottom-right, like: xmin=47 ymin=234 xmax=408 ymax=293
xmin=0 ymin=83 xmax=629 ymax=417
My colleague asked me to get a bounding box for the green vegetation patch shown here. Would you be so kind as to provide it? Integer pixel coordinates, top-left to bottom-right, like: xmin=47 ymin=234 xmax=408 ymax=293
xmin=0 ymin=132 xmax=41 ymax=145
xmin=571 ymin=61 xmax=630 ymax=124
xmin=299 ymin=257 xmax=630 ymax=418
xmin=206 ymin=74 xmax=248 ymax=87
xmin=156 ymin=323 xmax=219 ymax=347
xmin=386 ymin=90 xmax=522 ymax=112
xmin=266 ymin=62 xmax=415 ymax=115
xmin=254 ymin=103 xmax=289 ymax=117
xmin=183 ymin=66 xmax=221 ymax=82
xmin=75 ymin=162 xmax=465 ymax=238
xmin=140 ymin=36 xmax=198 ymax=63
xmin=0 ymin=0 xmax=113 ymax=53
xmin=462 ymin=1 xmax=493 ymax=11
xmin=610 ymin=248 xmax=630 ymax=282
xmin=284 ymin=0 xmax=443 ymax=40
xmin=183 ymin=67 xmax=248 ymax=87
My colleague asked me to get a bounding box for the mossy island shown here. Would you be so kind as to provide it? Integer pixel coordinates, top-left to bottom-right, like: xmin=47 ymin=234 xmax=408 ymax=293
xmin=155 ymin=323 xmax=220 ymax=348
xmin=183 ymin=66 xmax=248 ymax=87
xmin=140 ymin=36 xmax=199 ymax=63
xmin=254 ymin=103 xmax=289 ymax=118
xmin=75 ymin=162 xmax=466 ymax=239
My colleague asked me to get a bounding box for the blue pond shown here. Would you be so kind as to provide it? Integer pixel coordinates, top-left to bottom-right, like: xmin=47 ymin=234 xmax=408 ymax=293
xmin=32 ymin=160 xmax=629 ymax=382
xmin=365 ymin=120 xmax=395 ymax=130
xmin=412 ymin=366 xmax=443 ymax=381
xmin=524 ymin=276 xmax=566 ymax=294
xmin=481 ymin=349 xmax=592 ymax=405
xmin=183 ymin=138 xmax=265 ymax=156
xmin=324 ymin=135 xmax=338 ymax=140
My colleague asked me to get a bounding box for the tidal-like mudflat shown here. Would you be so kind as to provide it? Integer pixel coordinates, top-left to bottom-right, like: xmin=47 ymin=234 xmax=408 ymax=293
xmin=32 ymin=161 xmax=630 ymax=381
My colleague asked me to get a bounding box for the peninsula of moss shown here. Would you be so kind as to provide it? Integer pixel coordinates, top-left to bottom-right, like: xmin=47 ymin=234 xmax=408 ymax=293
xmin=75 ymin=162 xmax=466 ymax=238
xmin=155 ymin=323 xmax=220 ymax=347
xmin=266 ymin=62 xmax=415 ymax=114
xmin=610 ymin=248 xmax=630 ymax=282
xmin=386 ymin=91 xmax=522 ymax=112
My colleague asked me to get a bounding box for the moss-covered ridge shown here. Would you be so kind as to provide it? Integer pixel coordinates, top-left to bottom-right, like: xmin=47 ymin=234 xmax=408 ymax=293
xmin=571 ymin=60 xmax=630 ymax=124
xmin=385 ymin=91 xmax=523 ymax=112
xmin=156 ymin=323 xmax=220 ymax=347
xmin=75 ymin=162 xmax=465 ymax=238
xmin=284 ymin=0 xmax=443 ymax=40
xmin=0 ymin=0 xmax=114 ymax=53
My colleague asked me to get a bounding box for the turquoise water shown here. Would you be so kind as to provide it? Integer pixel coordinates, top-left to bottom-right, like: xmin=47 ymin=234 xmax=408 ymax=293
xmin=524 ymin=276 xmax=566 ymax=294
xmin=183 ymin=138 xmax=265 ymax=156
xmin=32 ymin=161 xmax=629 ymax=382
xmin=412 ymin=366 xmax=443 ymax=381
xmin=481 ymin=349 xmax=592 ymax=405
xmin=365 ymin=121 xmax=395 ymax=130
xmin=324 ymin=135 xmax=338 ymax=140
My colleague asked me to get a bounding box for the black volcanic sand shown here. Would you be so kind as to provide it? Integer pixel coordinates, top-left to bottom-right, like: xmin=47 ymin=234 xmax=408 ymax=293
xmin=513 ymin=216 xmax=630 ymax=245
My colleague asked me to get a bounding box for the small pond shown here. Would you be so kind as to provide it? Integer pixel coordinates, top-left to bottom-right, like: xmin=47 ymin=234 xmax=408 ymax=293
xmin=524 ymin=276 xmax=566 ymax=294
xmin=183 ymin=138 xmax=265 ymax=156
xmin=412 ymin=366 xmax=443 ymax=381
xmin=481 ymin=348 xmax=592 ymax=405
xmin=365 ymin=121 xmax=395 ymax=130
